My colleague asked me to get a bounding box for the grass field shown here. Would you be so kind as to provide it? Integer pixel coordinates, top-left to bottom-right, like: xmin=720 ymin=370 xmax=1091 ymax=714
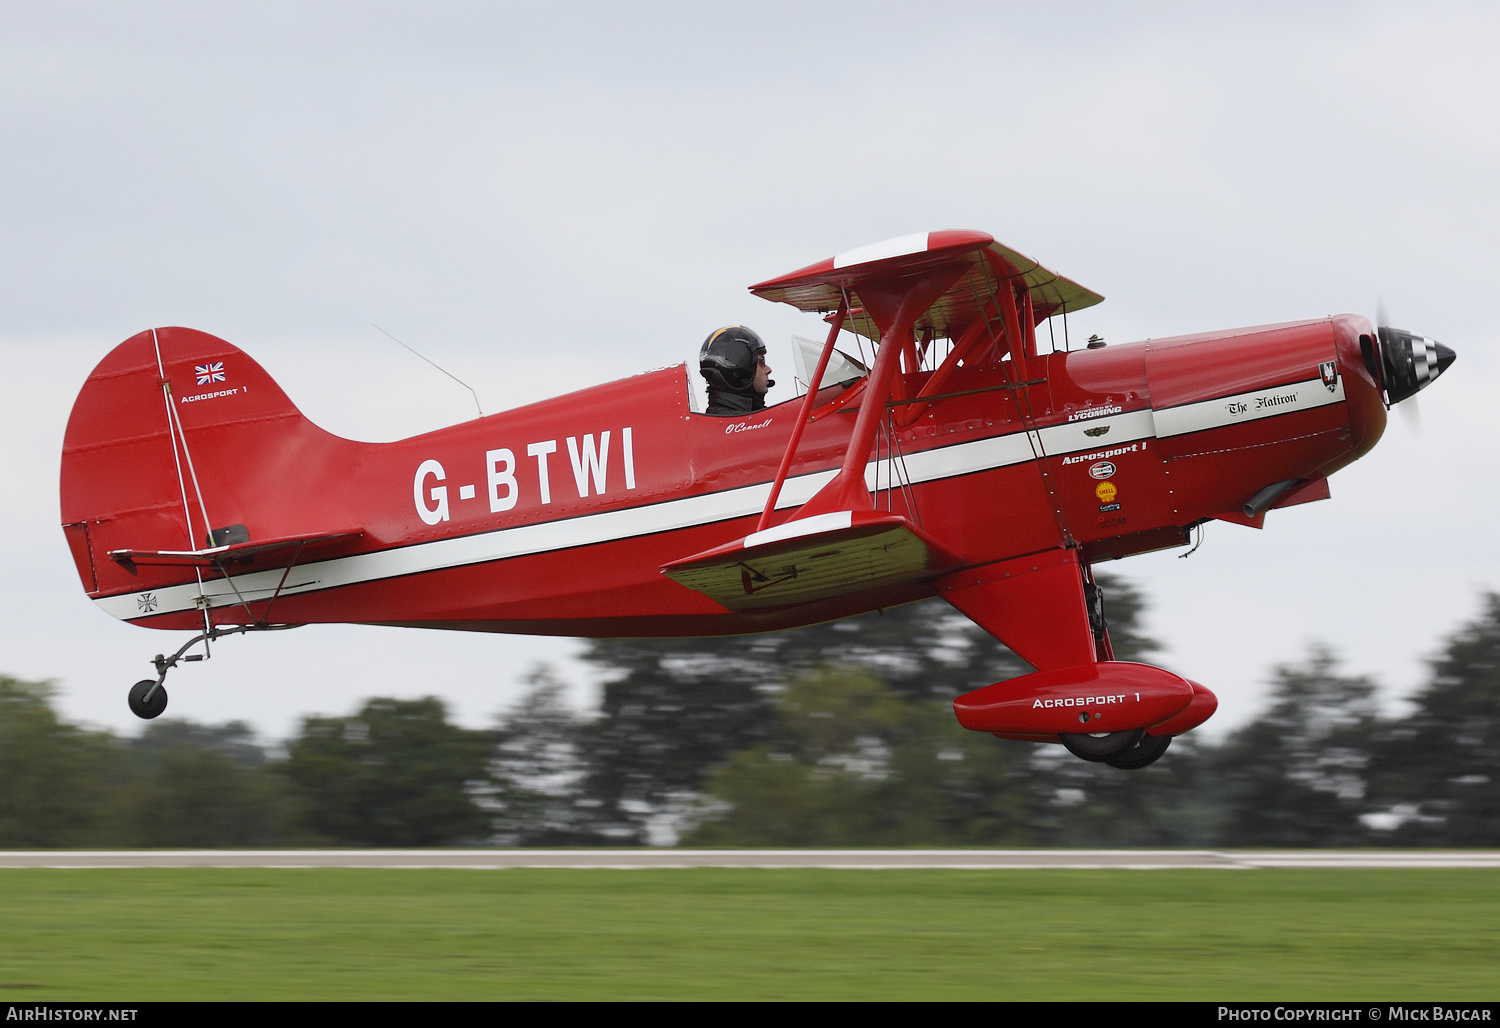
xmin=0 ymin=868 xmax=1495 ymax=1000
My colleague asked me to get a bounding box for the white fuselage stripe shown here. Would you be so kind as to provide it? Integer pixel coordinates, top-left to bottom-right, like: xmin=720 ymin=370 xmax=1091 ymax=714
xmin=1152 ymin=376 xmax=1344 ymax=438
xmin=96 ymin=389 xmax=1334 ymax=620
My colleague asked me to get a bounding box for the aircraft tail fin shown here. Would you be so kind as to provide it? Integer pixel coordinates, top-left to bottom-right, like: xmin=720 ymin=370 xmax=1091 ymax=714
xmin=60 ymin=327 xmax=356 ymax=610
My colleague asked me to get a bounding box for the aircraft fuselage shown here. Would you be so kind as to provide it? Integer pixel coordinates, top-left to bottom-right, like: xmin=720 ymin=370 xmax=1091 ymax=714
xmin=63 ymin=315 xmax=1384 ymax=636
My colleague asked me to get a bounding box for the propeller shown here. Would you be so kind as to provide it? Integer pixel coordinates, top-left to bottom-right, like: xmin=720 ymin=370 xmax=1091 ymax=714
xmin=1402 ymin=387 xmax=1423 ymax=433
xmin=1376 ymin=299 xmax=1420 ymax=431
xmin=1373 ymin=299 xmax=1455 ymax=428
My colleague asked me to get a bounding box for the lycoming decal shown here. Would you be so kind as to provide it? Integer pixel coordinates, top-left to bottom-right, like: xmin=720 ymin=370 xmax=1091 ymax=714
xmin=1067 ymin=405 xmax=1122 ymax=422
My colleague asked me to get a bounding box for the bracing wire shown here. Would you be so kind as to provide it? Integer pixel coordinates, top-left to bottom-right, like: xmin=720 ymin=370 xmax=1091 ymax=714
xmin=372 ymin=323 xmax=484 ymax=419
xmin=151 ymin=329 xmax=212 ymax=631
xmin=973 ymin=261 xmax=1076 ymax=548
xmin=885 ymin=409 xmax=921 ymax=528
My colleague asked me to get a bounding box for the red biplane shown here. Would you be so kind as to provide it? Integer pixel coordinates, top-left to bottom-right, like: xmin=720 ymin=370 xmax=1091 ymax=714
xmin=59 ymin=230 xmax=1454 ymax=768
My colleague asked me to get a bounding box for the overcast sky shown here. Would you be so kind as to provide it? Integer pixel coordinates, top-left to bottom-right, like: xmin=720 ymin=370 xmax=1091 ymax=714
xmin=2 ymin=1 xmax=1496 ymax=742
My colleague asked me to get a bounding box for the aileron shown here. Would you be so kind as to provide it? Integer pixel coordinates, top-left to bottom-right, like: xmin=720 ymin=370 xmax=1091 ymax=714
xmin=662 ymin=511 xmax=961 ymax=612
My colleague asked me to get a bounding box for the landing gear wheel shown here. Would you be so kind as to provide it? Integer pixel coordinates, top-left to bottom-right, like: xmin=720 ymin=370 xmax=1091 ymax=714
xmin=1106 ymin=733 xmax=1172 ymax=770
xmin=127 ymin=679 xmax=168 ymax=720
xmin=1060 ymin=728 xmax=1144 ymax=763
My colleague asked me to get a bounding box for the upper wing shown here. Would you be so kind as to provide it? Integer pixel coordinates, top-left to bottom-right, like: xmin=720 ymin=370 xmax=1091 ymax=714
xmin=750 ymin=230 xmax=1103 ymax=342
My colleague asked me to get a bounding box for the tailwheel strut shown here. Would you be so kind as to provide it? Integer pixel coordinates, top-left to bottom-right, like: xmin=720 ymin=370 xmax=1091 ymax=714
xmin=127 ymin=622 xmax=301 ymax=720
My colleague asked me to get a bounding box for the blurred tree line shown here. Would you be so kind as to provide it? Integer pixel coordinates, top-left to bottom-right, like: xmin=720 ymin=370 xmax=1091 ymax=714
xmin=3 ymin=576 xmax=1497 ymax=848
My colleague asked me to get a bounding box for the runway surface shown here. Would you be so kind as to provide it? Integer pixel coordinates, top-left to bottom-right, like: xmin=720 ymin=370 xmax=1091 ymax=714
xmin=1 ymin=850 xmax=1497 ymax=869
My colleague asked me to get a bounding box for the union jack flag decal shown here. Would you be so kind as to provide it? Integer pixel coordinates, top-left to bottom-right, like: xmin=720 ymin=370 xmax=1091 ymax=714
xmin=195 ymin=361 xmax=226 ymax=385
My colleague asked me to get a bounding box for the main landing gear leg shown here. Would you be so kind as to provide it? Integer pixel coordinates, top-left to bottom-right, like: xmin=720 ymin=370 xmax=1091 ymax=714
xmin=940 ymin=549 xmax=1159 ymax=767
xmin=125 ymin=622 xmax=301 ymax=721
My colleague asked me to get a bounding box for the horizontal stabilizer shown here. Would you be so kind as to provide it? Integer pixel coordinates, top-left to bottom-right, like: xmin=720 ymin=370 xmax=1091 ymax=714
xmin=661 ymin=511 xmax=961 ymax=611
xmin=109 ymin=529 xmax=364 ymax=574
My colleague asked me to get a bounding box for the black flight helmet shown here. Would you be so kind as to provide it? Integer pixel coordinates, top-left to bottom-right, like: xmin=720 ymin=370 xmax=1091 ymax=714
xmin=699 ymin=325 xmax=768 ymax=393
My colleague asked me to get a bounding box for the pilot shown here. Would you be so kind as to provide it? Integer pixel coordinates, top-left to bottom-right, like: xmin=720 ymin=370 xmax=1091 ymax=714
xmin=699 ymin=325 xmax=774 ymax=416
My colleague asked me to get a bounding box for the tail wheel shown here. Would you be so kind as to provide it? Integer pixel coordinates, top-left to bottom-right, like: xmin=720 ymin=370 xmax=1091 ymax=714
xmin=1105 ymin=733 xmax=1172 ymax=770
xmin=127 ymin=679 xmax=168 ymax=720
xmin=1060 ymin=728 xmax=1143 ymax=762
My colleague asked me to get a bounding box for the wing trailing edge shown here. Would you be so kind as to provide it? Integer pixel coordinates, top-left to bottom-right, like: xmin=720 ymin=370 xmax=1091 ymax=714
xmin=661 ymin=510 xmax=961 ymax=612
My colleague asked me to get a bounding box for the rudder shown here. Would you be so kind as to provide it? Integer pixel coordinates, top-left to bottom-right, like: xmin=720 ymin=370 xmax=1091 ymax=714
xmin=60 ymin=327 xmax=352 ymax=614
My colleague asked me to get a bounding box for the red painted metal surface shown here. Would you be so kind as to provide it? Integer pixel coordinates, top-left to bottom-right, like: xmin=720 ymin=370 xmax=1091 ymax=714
xmin=58 ymin=318 xmax=1381 ymax=636
xmin=951 ymin=662 xmax=1196 ymax=736
xmin=939 ymin=550 xmax=1098 ymax=672
xmin=1148 ymin=680 xmax=1219 ymax=737
xmin=59 ymin=230 xmax=1447 ymax=754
